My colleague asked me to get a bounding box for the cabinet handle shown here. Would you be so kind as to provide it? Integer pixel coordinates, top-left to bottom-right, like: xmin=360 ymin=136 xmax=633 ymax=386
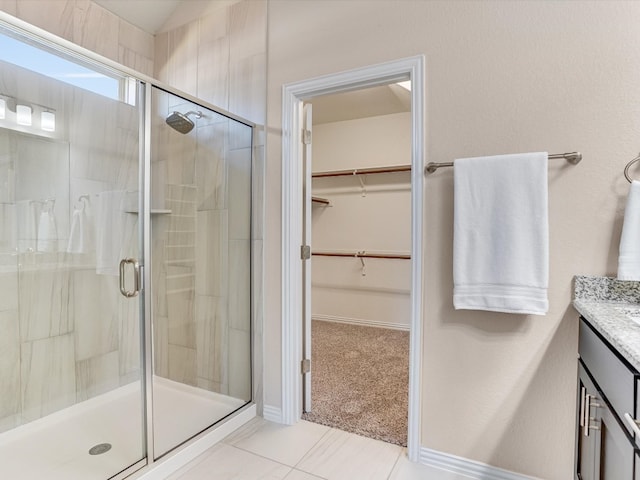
xmin=583 ymin=393 xmax=592 ymax=436
xmin=624 ymin=413 xmax=640 ymax=438
xmin=583 ymin=394 xmax=601 ymax=437
xmin=579 ymin=386 xmax=586 ymax=428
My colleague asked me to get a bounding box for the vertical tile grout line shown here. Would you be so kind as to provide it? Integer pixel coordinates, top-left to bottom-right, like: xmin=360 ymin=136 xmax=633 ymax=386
xmin=386 ymin=448 xmax=403 ymax=480
xmin=291 ymin=423 xmax=334 ymax=470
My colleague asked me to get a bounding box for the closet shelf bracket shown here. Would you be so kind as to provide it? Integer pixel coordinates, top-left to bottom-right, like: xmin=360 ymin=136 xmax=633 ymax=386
xmin=312 ymin=196 xmax=331 ymax=206
xmin=358 ymin=175 xmax=366 ymax=197
xmin=358 ymin=251 xmax=366 ymax=276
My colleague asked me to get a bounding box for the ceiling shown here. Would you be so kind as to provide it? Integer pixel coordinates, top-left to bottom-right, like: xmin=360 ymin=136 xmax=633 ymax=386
xmin=93 ymin=0 xmax=182 ymax=33
xmin=94 ymin=0 xmax=411 ymax=124
xmin=94 ymin=0 xmax=240 ymax=34
xmin=310 ymin=83 xmax=411 ymax=125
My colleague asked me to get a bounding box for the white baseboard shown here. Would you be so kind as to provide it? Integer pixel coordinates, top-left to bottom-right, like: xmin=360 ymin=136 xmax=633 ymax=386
xmin=262 ymin=404 xmax=283 ymax=423
xmin=420 ymin=447 xmax=541 ymax=480
xmin=312 ymin=314 xmax=410 ymax=331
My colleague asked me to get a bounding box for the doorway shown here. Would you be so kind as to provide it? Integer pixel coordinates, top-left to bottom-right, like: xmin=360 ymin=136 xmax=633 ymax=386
xmin=280 ymin=56 xmax=425 ymax=461
xmin=300 ymin=86 xmax=412 ymax=446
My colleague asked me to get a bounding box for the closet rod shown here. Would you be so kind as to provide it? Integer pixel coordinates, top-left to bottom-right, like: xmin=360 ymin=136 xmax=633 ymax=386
xmin=312 ymin=164 xmax=412 ymax=178
xmin=425 ymin=151 xmax=582 ymax=174
xmin=312 ymin=251 xmax=411 ymax=260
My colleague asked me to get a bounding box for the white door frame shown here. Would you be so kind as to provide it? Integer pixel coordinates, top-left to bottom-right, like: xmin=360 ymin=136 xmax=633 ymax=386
xmin=281 ymin=55 xmax=425 ymax=462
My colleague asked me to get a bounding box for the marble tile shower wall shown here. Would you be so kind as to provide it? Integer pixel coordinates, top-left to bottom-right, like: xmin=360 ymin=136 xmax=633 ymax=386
xmin=154 ymin=0 xmax=267 ymax=408
xmin=0 ymin=0 xmax=266 ymax=414
xmin=150 ymin=91 xmax=253 ymax=402
xmin=0 ymin=0 xmax=153 ymax=434
xmin=0 ymin=59 xmax=141 ymax=433
xmin=0 ymin=0 xmax=155 ymax=77
xmin=154 ymin=1 xmax=266 ymax=126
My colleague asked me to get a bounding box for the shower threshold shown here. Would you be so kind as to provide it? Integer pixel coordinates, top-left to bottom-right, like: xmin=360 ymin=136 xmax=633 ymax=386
xmin=0 ymin=377 xmax=247 ymax=480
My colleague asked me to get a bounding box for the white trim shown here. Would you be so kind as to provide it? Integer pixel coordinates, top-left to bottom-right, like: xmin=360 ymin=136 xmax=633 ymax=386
xmin=134 ymin=405 xmax=256 ymax=480
xmin=281 ymin=69 xmax=304 ymax=426
xmin=312 ymin=314 xmax=410 ymax=331
xmin=262 ymin=404 xmax=283 ymax=423
xmin=419 ymin=447 xmax=541 ymax=480
xmin=281 ymin=55 xmax=425 ymax=461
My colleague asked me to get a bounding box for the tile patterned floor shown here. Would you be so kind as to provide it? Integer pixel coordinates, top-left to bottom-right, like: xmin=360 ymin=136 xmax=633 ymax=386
xmin=165 ymin=418 xmax=471 ymax=480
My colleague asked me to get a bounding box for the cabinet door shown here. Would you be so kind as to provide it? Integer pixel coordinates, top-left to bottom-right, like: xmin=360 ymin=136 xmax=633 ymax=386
xmin=598 ymin=397 xmax=634 ymax=479
xmin=634 ymin=383 xmax=640 ymax=479
xmin=577 ymin=363 xmax=601 ymax=480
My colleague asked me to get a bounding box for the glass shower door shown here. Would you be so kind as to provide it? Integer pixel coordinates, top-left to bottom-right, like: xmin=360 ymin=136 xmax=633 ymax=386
xmin=0 ymin=25 xmax=146 ymax=480
xmin=150 ymin=86 xmax=252 ymax=457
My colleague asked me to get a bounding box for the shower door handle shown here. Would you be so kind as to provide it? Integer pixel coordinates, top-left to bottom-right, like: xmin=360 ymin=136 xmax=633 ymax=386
xmin=119 ymin=258 xmax=140 ymax=298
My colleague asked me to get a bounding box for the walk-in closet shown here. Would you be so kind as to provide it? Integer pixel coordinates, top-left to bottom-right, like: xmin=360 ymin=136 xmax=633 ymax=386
xmin=301 ymin=82 xmax=412 ymax=446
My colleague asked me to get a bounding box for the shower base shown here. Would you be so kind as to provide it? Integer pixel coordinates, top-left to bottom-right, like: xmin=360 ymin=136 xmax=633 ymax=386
xmin=0 ymin=377 xmax=246 ymax=480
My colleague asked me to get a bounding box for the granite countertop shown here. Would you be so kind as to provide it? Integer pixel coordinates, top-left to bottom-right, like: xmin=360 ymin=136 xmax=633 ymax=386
xmin=573 ymin=275 xmax=640 ymax=372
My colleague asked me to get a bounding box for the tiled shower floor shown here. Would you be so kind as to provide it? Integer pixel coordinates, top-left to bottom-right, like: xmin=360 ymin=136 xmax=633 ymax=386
xmin=0 ymin=377 xmax=245 ymax=480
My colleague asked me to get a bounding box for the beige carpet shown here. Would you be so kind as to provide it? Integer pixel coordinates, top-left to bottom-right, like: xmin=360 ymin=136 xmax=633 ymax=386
xmin=301 ymin=320 xmax=409 ymax=446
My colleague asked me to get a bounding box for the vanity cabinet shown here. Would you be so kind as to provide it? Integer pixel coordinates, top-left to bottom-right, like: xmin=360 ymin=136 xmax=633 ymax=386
xmin=576 ymin=317 xmax=638 ymax=480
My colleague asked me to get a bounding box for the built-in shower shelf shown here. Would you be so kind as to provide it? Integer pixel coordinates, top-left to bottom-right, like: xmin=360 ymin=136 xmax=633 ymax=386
xmin=124 ymin=209 xmax=172 ymax=215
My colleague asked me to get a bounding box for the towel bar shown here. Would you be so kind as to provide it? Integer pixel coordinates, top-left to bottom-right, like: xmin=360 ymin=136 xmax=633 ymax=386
xmin=425 ymin=151 xmax=582 ymax=174
xmin=624 ymin=153 xmax=640 ymax=183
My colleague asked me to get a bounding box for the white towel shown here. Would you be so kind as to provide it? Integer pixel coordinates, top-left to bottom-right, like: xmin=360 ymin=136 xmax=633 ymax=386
xmin=67 ymin=205 xmax=95 ymax=254
xmin=453 ymin=152 xmax=549 ymax=315
xmin=37 ymin=206 xmax=58 ymax=252
xmin=617 ymin=180 xmax=640 ymax=280
xmin=95 ymin=191 xmax=126 ymax=275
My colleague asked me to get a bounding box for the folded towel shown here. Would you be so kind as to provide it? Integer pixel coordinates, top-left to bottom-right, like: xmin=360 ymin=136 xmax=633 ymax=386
xmin=453 ymin=152 xmax=549 ymax=315
xmin=95 ymin=191 xmax=126 ymax=275
xmin=37 ymin=204 xmax=58 ymax=252
xmin=617 ymin=180 xmax=640 ymax=280
xmin=67 ymin=204 xmax=95 ymax=254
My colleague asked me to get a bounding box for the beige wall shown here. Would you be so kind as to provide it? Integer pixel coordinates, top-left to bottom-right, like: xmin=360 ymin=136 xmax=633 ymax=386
xmin=265 ymin=1 xmax=640 ymax=478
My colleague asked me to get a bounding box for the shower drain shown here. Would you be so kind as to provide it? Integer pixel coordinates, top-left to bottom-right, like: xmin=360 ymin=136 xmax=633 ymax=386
xmin=89 ymin=443 xmax=112 ymax=455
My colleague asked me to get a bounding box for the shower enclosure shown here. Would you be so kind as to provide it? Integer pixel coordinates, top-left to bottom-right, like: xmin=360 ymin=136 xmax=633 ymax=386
xmin=0 ymin=16 xmax=253 ymax=480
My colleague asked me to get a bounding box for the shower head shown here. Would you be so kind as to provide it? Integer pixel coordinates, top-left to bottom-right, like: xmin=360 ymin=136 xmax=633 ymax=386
xmin=165 ymin=110 xmax=203 ymax=134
